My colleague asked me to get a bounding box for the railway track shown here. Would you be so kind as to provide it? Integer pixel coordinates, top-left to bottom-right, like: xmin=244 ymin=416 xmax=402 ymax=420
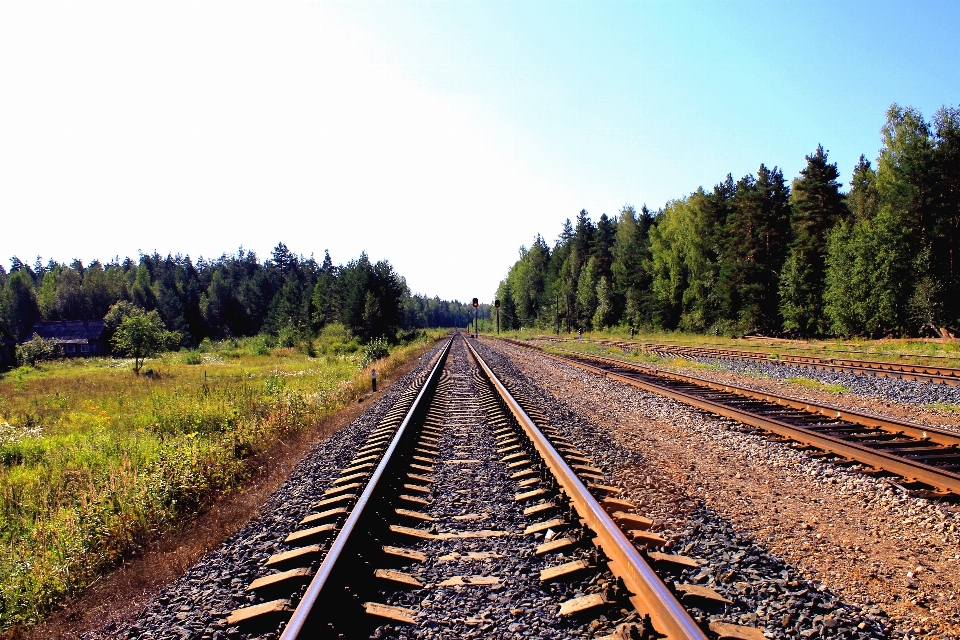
xmin=542 ymin=337 xmax=960 ymax=386
xmin=220 ymin=333 xmax=768 ymax=639
xmin=502 ymin=338 xmax=960 ymax=501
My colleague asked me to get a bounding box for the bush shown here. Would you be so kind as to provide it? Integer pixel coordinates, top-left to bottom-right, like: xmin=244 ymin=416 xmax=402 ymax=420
xmin=358 ymin=337 xmax=389 ymax=369
xmin=16 ymin=335 xmax=57 ymax=366
xmin=247 ymin=335 xmax=273 ymax=356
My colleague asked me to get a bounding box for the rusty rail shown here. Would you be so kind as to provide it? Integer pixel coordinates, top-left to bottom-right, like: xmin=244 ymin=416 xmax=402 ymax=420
xmin=500 ymin=338 xmax=960 ymax=498
xmin=280 ymin=336 xmax=453 ymax=640
xmin=464 ymin=338 xmax=708 ymax=640
xmin=557 ymin=337 xmax=960 ymax=385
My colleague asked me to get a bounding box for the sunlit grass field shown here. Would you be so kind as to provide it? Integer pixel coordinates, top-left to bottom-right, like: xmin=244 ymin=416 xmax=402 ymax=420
xmin=0 ymin=327 xmax=444 ymax=629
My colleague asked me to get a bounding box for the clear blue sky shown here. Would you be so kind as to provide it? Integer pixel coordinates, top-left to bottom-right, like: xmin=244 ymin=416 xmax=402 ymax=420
xmin=1 ymin=1 xmax=958 ymax=301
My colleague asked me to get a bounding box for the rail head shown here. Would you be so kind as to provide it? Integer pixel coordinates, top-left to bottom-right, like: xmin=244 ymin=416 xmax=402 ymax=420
xmin=507 ymin=337 xmax=960 ymax=446
xmin=508 ymin=340 xmax=960 ymax=496
xmin=464 ymin=337 xmax=707 ymax=640
xmin=280 ymin=336 xmax=454 ymax=640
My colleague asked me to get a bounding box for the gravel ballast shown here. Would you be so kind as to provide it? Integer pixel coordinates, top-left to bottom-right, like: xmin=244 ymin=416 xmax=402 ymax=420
xmin=475 ymin=338 xmax=960 ymax=639
xmin=367 ymin=337 xmax=637 ymax=640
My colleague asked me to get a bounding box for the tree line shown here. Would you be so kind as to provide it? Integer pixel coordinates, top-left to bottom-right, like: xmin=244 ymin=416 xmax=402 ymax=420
xmin=496 ymin=104 xmax=960 ymax=338
xmin=0 ymin=243 xmax=486 ymax=348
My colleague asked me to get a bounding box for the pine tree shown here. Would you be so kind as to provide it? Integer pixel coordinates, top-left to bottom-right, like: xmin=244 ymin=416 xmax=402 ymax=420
xmin=716 ymin=165 xmax=792 ymax=334
xmin=311 ymin=250 xmax=337 ymax=331
xmin=593 ymin=213 xmax=617 ymax=280
xmin=779 ymin=146 xmax=846 ymax=335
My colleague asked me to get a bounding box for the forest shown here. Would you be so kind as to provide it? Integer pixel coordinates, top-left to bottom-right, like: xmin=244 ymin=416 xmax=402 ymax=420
xmin=0 ymin=243 xmax=487 ymax=349
xmin=496 ymin=104 xmax=960 ymax=338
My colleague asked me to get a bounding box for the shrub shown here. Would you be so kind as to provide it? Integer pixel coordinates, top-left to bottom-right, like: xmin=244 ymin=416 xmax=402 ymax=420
xmin=358 ymin=337 xmax=389 ymax=369
xmin=16 ymin=335 xmax=57 ymax=366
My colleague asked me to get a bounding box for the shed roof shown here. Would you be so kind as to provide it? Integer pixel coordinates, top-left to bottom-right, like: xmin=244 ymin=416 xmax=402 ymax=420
xmin=30 ymin=321 xmax=106 ymax=342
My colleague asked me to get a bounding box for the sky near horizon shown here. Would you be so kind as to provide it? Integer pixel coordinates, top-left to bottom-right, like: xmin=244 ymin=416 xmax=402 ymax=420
xmin=1 ymin=1 xmax=959 ymax=302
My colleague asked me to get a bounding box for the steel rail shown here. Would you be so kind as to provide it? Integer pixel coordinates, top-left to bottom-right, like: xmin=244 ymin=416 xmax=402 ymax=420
xmin=463 ymin=338 xmax=708 ymax=640
xmin=503 ymin=339 xmax=960 ymax=496
xmin=567 ymin=338 xmax=960 ymax=385
xmin=646 ymin=344 xmax=960 ymax=385
xmin=280 ymin=336 xmax=453 ymax=640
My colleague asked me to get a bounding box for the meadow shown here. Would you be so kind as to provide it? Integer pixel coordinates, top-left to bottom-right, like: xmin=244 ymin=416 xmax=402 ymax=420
xmin=0 ymin=326 xmax=443 ymax=629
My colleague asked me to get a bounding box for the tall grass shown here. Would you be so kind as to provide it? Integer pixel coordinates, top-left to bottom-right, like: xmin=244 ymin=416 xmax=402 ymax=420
xmin=0 ymin=329 xmax=443 ymax=629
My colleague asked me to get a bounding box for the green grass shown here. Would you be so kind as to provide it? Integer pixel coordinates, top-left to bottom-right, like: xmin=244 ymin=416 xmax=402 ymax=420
xmin=0 ymin=328 xmax=444 ymax=629
xmin=924 ymin=402 xmax=960 ymax=413
xmin=785 ymin=376 xmax=850 ymax=395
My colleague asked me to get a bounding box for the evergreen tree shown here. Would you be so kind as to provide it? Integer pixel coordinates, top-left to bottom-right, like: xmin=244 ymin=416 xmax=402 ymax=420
xmin=1 ymin=270 xmax=41 ymax=341
xmin=592 ymin=213 xmax=617 ymax=281
xmin=203 ymin=270 xmax=240 ymax=338
xmin=54 ymin=268 xmax=87 ymax=320
xmin=82 ymin=261 xmax=117 ymax=319
xmin=779 ymin=146 xmax=846 ymax=335
xmin=495 ymin=279 xmax=519 ymax=330
xmin=575 ymin=256 xmax=599 ymax=329
xmin=131 ymin=264 xmax=157 ymax=310
xmin=931 ymin=107 xmax=960 ymax=330
xmin=612 ymin=204 xmax=653 ymax=328
xmin=716 ymin=165 xmax=792 ymax=333
xmin=311 ymin=250 xmax=337 ymax=331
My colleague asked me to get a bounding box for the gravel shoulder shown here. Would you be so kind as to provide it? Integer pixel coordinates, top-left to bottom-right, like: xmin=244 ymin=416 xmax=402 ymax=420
xmin=483 ymin=338 xmax=960 ymax=639
xmin=607 ymin=351 xmax=960 ymax=432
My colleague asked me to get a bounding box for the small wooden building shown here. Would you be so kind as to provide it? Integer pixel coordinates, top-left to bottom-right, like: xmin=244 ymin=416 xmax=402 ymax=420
xmin=29 ymin=321 xmax=108 ymax=357
xmin=0 ymin=323 xmax=15 ymax=367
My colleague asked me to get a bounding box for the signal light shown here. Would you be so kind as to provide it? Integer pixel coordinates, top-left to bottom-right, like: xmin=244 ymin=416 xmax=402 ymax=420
xmin=494 ymin=299 xmax=500 ymax=308
xmin=472 ymin=298 xmax=479 ymax=307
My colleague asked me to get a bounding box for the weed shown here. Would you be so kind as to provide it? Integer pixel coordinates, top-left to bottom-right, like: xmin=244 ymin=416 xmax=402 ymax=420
xmin=786 ymin=376 xmax=849 ymax=394
xmin=924 ymin=402 xmax=960 ymax=413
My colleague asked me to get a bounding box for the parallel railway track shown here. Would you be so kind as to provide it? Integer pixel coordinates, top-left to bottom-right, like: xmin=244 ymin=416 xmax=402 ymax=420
xmin=220 ymin=334 xmax=768 ymax=639
xmin=541 ymin=337 xmax=960 ymax=386
xmin=502 ymin=338 xmax=960 ymax=500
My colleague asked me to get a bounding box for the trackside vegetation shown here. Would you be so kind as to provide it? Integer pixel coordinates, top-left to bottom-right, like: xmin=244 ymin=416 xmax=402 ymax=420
xmin=0 ymin=328 xmax=444 ymax=629
xmin=495 ymin=103 xmax=960 ymax=339
xmin=0 ymin=244 xmax=489 ymax=351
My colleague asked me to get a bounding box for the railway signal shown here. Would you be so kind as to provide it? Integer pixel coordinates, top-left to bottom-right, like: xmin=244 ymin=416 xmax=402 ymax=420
xmin=494 ymin=299 xmax=500 ymax=334
xmin=472 ymin=298 xmax=479 ymax=337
